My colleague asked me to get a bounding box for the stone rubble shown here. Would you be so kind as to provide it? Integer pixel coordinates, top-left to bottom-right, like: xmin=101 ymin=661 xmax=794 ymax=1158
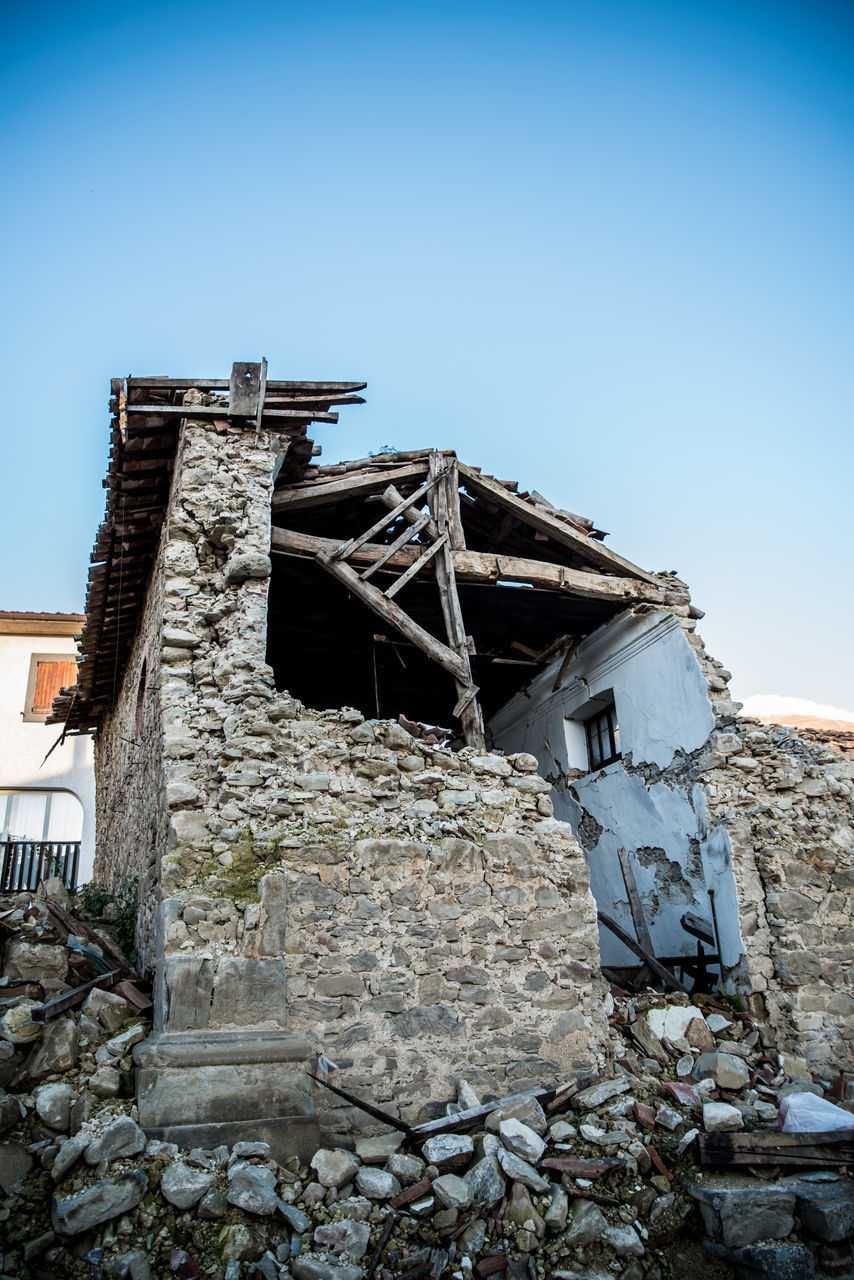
xmin=2 ymin=908 xmax=854 ymax=1280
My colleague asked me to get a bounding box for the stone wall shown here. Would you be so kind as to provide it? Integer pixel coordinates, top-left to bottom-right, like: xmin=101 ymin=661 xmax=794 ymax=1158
xmin=486 ymin=590 xmax=854 ymax=1075
xmin=93 ymin=548 xmax=169 ymax=975
xmin=110 ymin=407 xmax=610 ymax=1135
xmin=158 ymin=706 xmax=609 ymax=1134
xmin=96 ymin=405 xmax=853 ymax=1123
xmin=653 ymin=612 xmax=854 ymax=1072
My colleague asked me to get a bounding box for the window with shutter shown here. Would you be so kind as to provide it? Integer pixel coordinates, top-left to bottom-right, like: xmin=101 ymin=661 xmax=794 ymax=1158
xmin=23 ymin=655 xmax=78 ymax=722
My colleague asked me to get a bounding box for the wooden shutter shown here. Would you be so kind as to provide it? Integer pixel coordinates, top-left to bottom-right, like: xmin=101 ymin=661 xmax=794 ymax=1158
xmin=32 ymin=660 xmax=78 ymax=714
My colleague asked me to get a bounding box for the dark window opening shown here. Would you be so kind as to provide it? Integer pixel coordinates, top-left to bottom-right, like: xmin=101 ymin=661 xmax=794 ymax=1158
xmin=585 ymin=703 xmax=621 ymax=770
xmin=135 ymin=659 xmax=147 ymax=739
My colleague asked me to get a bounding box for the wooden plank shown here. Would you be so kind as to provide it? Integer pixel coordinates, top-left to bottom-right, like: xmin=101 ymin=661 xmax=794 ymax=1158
xmin=617 ymin=849 xmax=656 ymax=958
xmin=552 ymin=637 xmax=580 ymax=692
xmin=428 ymin=453 xmax=485 ymax=748
xmin=272 ymin=461 xmax=429 ymax=513
xmin=384 ymin=534 xmax=448 ymax=599
xmin=30 ymin=970 xmax=123 ymax=1022
xmin=44 ymin=899 xmax=134 ymax=977
xmin=697 ymin=1130 xmax=854 ymax=1168
xmin=310 ymin=1073 xmax=412 ymax=1134
xmin=333 ymin=475 xmax=439 ymax=563
xmin=380 ymin=484 xmax=441 ymax=542
xmin=701 ymin=1136 xmax=854 ymax=1157
xmin=409 ymin=1086 xmax=557 ymax=1140
xmin=127 ymin=403 xmax=337 ymax=424
xmin=269 ymin=527 xmax=669 ymax=603
xmin=681 ymin=912 xmax=715 ymax=946
xmin=254 ymin=356 xmax=268 ymax=433
xmin=542 ymin=1157 xmax=621 ymax=1178
xmin=229 ymin=361 xmax=262 ymax=416
xmin=389 ymin=1179 xmax=433 ymax=1209
xmin=444 ymin=456 xmax=466 ymax=549
xmin=315 ymin=553 xmax=469 ymax=683
xmin=312 ymin=448 xmax=434 ymax=476
xmin=361 ymin=510 xmax=433 ymax=582
xmin=457 ymin=462 xmax=657 ymax=583
xmin=264 ymin=393 xmax=365 ymax=407
xmin=596 ymin=910 xmax=690 ymax=995
xmin=126 ymin=378 xmax=366 ymax=392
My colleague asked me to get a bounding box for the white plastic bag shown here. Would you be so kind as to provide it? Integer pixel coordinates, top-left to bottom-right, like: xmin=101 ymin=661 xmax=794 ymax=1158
xmin=779 ymin=1091 xmax=854 ymax=1133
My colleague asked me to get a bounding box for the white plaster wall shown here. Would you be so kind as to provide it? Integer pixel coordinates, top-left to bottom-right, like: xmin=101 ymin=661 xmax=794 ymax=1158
xmin=488 ymin=610 xmax=745 ymax=975
xmin=0 ymin=633 xmax=95 ymax=883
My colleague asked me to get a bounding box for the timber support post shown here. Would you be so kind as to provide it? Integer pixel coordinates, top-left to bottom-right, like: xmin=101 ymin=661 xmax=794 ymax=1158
xmin=428 ymin=451 xmax=485 ymax=748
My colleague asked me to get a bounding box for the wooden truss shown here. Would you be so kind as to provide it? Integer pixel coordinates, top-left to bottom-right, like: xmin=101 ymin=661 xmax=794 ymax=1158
xmin=273 ymin=449 xmax=684 ymax=747
xmin=313 ymin=453 xmax=486 ymax=746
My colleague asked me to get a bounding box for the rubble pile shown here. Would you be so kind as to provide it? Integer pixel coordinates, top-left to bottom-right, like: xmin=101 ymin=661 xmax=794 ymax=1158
xmin=1 ymin=897 xmax=853 ymax=1280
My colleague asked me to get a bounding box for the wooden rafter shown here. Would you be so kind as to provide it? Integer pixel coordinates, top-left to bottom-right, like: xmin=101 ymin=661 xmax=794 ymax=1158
xmin=456 ymin=462 xmax=657 ymax=583
xmin=271 ymin=461 xmax=429 ymax=514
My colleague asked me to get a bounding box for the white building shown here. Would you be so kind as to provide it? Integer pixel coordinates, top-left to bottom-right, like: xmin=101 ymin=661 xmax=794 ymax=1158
xmin=0 ymin=612 xmax=95 ymax=887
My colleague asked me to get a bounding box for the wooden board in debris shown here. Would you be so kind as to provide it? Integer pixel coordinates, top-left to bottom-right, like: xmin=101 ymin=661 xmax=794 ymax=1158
xmin=698 ymin=1129 xmax=854 ymax=1168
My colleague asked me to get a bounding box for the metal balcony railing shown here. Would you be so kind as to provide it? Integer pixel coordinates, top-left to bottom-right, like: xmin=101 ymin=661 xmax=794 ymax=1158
xmin=0 ymin=841 xmax=81 ymax=894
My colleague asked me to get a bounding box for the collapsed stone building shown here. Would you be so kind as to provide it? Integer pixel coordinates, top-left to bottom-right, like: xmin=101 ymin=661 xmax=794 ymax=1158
xmin=50 ymin=363 xmax=854 ymax=1158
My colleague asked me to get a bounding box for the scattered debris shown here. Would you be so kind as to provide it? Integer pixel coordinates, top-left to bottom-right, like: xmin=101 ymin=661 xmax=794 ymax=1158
xmin=2 ymin=898 xmax=853 ymax=1278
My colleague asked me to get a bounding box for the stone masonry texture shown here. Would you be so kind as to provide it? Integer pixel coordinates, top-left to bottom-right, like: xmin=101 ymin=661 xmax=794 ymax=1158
xmin=92 ymin=405 xmax=611 ymax=1134
xmin=91 ymin=407 xmax=854 ymax=1137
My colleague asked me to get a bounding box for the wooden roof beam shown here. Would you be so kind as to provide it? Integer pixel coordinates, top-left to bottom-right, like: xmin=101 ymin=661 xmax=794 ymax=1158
xmin=120 ymin=378 xmax=367 ymax=393
xmin=270 ymin=527 xmax=675 ymax=605
xmin=272 ymin=461 xmax=429 ymax=514
xmin=456 ymin=462 xmax=657 ymax=584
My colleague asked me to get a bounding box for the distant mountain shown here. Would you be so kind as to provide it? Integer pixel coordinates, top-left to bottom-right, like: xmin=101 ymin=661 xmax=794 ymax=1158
xmin=740 ymin=694 xmax=854 ymax=725
xmin=740 ymin=695 xmax=854 ymax=756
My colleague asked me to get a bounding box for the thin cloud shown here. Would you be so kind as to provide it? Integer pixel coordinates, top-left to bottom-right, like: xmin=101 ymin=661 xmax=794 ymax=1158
xmin=741 ymin=694 xmax=854 ymax=724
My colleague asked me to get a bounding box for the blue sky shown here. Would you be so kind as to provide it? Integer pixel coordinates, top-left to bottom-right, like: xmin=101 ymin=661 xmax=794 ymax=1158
xmin=1 ymin=0 xmax=852 ymax=705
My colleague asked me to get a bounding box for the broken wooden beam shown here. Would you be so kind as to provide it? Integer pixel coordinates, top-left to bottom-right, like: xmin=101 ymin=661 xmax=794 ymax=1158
xmin=310 ymin=1074 xmax=413 ymax=1135
xmin=428 ymin=451 xmax=485 ymax=748
xmin=314 ymin=552 xmax=469 ymax=684
xmin=697 ymin=1129 xmax=854 ymax=1168
xmin=380 ymin=484 xmax=441 ymax=542
xmin=44 ymin=899 xmax=135 ymax=977
xmin=596 ymin=910 xmax=690 ymax=995
xmin=389 ymin=1178 xmax=433 ymax=1210
xmin=560 ymin=1174 xmax=621 ymax=1207
xmin=271 ymin=461 xmax=430 ymax=513
xmin=408 ymin=1086 xmax=557 ymax=1140
xmin=681 ymin=911 xmax=715 ymax=947
xmin=30 ymin=969 xmax=124 ymax=1022
xmin=122 ymin=378 xmax=367 ymax=393
xmin=332 ymin=474 xmax=439 ymax=564
xmin=542 ymin=1156 xmax=622 ymax=1179
xmin=384 ymin=534 xmax=448 ymax=599
xmin=361 ymin=510 xmax=433 ymax=582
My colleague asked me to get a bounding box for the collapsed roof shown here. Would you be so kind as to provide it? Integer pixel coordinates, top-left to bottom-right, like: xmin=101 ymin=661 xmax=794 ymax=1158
xmin=52 ymin=364 xmax=687 ymax=741
xmin=268 ymin=448 xmax=685 ymax=744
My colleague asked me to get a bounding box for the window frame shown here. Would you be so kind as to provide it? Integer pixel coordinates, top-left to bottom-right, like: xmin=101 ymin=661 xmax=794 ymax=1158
xmin=22 ymin=654 xmax=78 ymax=724
xmin=584 ymin=701 xmax=621 ymax=771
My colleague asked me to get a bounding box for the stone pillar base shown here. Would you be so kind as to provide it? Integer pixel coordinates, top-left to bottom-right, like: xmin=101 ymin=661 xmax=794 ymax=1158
xmin=134 ymin=1029 xmax=318 ymax=1163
